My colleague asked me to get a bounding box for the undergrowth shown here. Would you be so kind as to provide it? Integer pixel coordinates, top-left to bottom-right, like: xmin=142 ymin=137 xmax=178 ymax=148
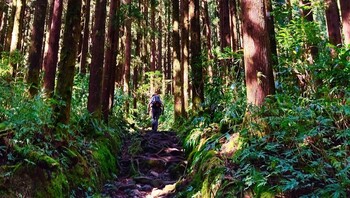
xmin=0 ymin=56 xmax=125 ymax=197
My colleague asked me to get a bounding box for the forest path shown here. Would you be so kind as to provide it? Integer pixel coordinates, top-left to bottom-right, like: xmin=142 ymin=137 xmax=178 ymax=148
xmin=102 ymin=130 xmax=187 ymax=198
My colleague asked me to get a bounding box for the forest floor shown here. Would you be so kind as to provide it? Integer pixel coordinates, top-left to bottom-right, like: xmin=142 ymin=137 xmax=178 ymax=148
xmin=102 ymin=130 xmax=187 ymax=198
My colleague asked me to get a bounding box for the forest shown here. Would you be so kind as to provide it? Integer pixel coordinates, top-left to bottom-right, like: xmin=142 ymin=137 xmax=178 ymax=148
xmin=0 ymin=0 xmax=349 ymax=197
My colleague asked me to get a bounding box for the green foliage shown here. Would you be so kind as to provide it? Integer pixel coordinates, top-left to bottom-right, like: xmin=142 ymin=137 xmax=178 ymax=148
xmin=180 ymin=3 xmax=350 ymax=197
xmin=229 ymin=95 xmax=349 ymax=197
xmin=0 ymin=63 xmax=124 ymax=196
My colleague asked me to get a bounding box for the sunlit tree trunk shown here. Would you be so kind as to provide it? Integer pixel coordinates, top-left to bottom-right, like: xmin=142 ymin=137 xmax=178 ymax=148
xmin=17 ymin=0 xmax=25 ymax=52
xmin=87 ymin=0 xmax=107 ymax=118
xmin=150 ymin=0 xmax=156 ymax=93
xmin=166 ymin=1 xmax=172 ymax=94
xmin=340 ymin=0 xmax=350 ymax=45
xmin=27 ymin=0 xmax=48 ymax=96
xmin=9 ymin=0 xmax=22 ymax=78
xmin=54 ymin=0 xmax=82 ymax=125
xmin=42 ymin=0 xmax=54 ymax=58
xmin=5 ymin=1 xmax=16 ymax=52
xmin=203 ymin=0 xmax=213 ymax=83
xmin=139 ymin=0 xmax=148 ymax=88
xmin=173 ymin=0 xmax=182 ymax=120
xmin=181 ymin=0 xmax=189 ymax=116
xmin=158 ymin=13 xmax=163 ymax=94
xmin=242 ymin=0 xmax=275 ymax=106
xmin=123 ymin=0 xmax=132 ymax=114
xmin=325 ymin=0 xmax=342 ymax=46
xmin=42 ymin=0 xmax=63 ymax=97
xmin=102 ymin=0 xmax=119 ymax=122
xmin=79 ymin=0 xmax=91 ymax=74
xmin=0 ymin=1 xmax=4 ymax=35
xmin=190 ymin=0 xmax=203 ymax=110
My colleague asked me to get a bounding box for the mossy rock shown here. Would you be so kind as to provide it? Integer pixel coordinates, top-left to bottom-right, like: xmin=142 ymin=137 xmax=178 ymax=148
xmin=91 ymin=140 xmax=118 ymax=185
xmin=0 ymin=164 xmax=68 ymax=198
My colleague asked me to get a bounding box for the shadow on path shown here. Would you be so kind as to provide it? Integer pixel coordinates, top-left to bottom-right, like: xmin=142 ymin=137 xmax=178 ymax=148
xmin=102 ymin=130 xmax=186 ymax=198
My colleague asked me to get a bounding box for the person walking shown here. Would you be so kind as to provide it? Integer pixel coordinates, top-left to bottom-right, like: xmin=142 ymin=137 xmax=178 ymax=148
xmin=148 ymin=90 xmax=163 ymax=132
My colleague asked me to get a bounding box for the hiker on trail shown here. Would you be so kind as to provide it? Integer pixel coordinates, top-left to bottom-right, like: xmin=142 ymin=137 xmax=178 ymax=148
xmin=148 ymin=91 xmax=163 ymax=132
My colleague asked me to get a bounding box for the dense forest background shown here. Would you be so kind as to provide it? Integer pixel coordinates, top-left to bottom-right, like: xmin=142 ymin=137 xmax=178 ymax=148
xmin=0 ymin=0 xmax=349 ymax=197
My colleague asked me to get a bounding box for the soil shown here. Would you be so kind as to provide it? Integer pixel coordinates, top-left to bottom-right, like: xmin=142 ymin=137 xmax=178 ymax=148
xmin=102 ymin=130 xmax=187 ymax=198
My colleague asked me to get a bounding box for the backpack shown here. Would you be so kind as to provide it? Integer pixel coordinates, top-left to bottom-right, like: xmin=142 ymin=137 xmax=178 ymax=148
xmin=151 ymin=95 xmax=162 ymax=108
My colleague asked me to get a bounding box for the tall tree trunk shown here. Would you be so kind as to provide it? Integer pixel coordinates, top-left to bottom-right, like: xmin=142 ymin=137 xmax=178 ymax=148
xmin=9 ymin=0 xmax=22 ymax=78
xmin=108 ymin=2 xmax=120 ymax=116
xmin=265 ymin=0 xmax=278 ymax=66
xmin=157 ymin=14 xmax=162 ymax=72
xmin=27 ymin=0 xmax=48 ymax=96
xmin=133 ymin=27 xmax=141 ymax=109
xmin=87 ymin=0 xmax=107 ymax=118
xmin=0 ymin=3 xmax=8 ymax=52
xmin=102 ymin=0 xmax=120 ymax=122
xmin=5 ymin=1 xmax=16 ymax=52
xmin=166 ymin=1 xmax=172 ymax=94
xmin=229 ymin=0 xmax=238 ymax=52
xmin=134 ymin=0 xmax=142 ymax=108
xmin=0 ymin=1 xmax=4 ymax=35
xmin=158 ymin=14 xmax=164 ymax=93
xmin=79 ymin=0 xmax=91 ymax=74
xmin=43 ymin=0 xmax=63 ymax=97
xmin=203 ymin=0 xmax=213 ymax=83
xmin=219 ymin=0 xmax=230 ymax=83
xmin=173 ymin=0 xmax=182 ymax=120
xmin=181 ymin=0 xmax=189 ymax=116
xmin=150 ymin=0 xmax=156 ymax=93
xmin=190 ymin=0 xmax=203 ymax=110
xmin=325 ymin=0 xmax=342 ymax=46
xmin=42 ymin=0 xmax=54 ymax=65
xmin=17 ymin=0 xmax=25 ymax=52
xmin=242 ymin=0 xmax=275 ymax=106
xmin=340 ymin=0 xmax=350 ymax=45
xmin=54 ymin=0 xmax=82 ymax=126
xmin=123 ymin=0 xmax=132 ymax=114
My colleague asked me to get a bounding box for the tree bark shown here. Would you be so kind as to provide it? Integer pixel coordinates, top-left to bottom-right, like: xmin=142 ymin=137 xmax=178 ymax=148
xmin=325 ymin=0 xmax=342 ymax=46
xmin=219 ymin=0 xmax=230 ymax=83
xmin=102 ymin=0 xmax=120 ymax=122
xmin=150 ymin=0 xmax=156 ymax=93
xmin=54 ymin=0 xmax=82 ymax=125
xmin=203 ymin=0 xmax=213 ymax=82
xmin=166 ymin=1 xmax=172 ymax=94
xmin=123 ymin=0 xmax=132 ymax=114
xmin=340 ymin=0 xmax=350 ymax=45
xmin=27 ymin=0 xmax=48 ymax=96
xmin=242 ymin=0 xmax=275 ymax=106
xmin=181 ymin=0 xmax=189 ymax=116
xmin=79 ymin=0 xmax=91 ymax=74
xmin=0 ymin=3 xmax=8 ymax=52
xmin=190 ymin=0 xmax=203 ymax=110
xmin=42 ymin=0 xmax=63 ymax=97
xmin=87 ymin=0 xmax=107 ymax=118
xmin=9 ymin=0 xmax=22 ymax=78
xmin=173 ymin=0 xmax=182 ymax=120
xmin=265 ymin=0 xmax=278 ymax=66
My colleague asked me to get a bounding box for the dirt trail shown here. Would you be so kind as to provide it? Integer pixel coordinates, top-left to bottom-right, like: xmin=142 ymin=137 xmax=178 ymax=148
xmin=102 ymin=131 xmax=186 ymax=198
